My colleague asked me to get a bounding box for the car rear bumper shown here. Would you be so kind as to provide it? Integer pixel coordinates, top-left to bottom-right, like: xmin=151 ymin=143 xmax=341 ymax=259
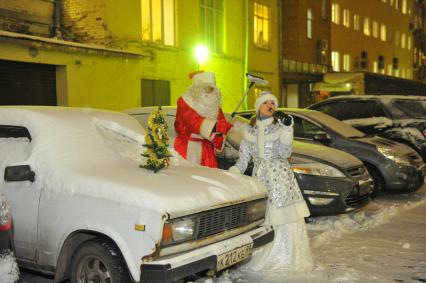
xmin=140 ymin=226 xmax=274 ymax=283
xmin=385 ymin=163 xmax=426 ymax=191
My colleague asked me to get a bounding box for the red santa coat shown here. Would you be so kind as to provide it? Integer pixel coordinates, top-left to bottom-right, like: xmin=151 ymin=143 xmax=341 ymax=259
xmin=174 ymin=97 xmax=232 ymax=168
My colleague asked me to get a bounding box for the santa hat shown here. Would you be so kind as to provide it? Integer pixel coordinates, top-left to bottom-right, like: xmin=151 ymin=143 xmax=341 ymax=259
xmin=190 ymin=71 xmax=216 ymax=86
xmin=255 ymin=90 xmax=278 ymax=113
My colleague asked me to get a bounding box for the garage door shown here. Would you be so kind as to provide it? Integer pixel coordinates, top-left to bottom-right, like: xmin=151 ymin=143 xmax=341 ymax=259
xmin=0 ymin=60 xmax=56 ymax=105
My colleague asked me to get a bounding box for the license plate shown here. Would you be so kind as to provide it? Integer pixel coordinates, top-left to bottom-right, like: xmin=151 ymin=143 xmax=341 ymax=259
xmin=216 ymin=243 xmax=253 ymax=271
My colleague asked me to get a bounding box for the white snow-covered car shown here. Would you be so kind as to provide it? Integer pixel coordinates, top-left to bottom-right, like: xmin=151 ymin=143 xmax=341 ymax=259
xmin=0 ymin=106 xmax=272 ymax=283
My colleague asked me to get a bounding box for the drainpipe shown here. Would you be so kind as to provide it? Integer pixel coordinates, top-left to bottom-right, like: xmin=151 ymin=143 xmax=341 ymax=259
xmin=53 ymin=0 xmax=62 ymax=38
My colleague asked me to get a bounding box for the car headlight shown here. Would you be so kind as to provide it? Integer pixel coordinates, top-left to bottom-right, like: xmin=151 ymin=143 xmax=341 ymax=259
xmin=0 ymin=194 xmax=11 ymax=231
xmin=247 ymin=199 xmax=267 ymax=222
xmin=291 ymin=163 xmax=345 ymax=177
xmin=376 ymin=146 xmax=410 ymax=165
xmin=161 ymin=217 xmax=196 ymax=246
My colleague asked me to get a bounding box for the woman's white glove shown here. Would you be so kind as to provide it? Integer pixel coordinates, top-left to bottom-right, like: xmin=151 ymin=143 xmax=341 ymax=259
xmin=228 ymin=166 xmax=242 ymax=174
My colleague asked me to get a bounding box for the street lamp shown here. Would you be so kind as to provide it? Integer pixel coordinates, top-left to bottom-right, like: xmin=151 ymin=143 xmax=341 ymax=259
xmin=194 ymin=44 xmax=209 ymax=69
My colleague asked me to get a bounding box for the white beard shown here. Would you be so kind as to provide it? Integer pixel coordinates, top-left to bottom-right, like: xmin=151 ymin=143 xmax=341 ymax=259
xmin=182 ymin=84 xmax=222 ymax=119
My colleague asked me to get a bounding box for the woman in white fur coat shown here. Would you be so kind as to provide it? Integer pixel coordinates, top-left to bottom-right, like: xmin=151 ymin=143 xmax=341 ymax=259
xmin=229 ymin=91 xmax=313 ymax=274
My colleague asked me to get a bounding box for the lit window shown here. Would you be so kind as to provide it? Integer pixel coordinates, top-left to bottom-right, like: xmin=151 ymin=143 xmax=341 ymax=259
xmin=390 ymin=0 xmax=394 ymax=7
xmin=141 ymin=0 xmax=175 ymax=46
xmin=332 ymin=3 xmax=340 ymax=24
xmin=363 ymin=17 xmax=370 ymax=36
xmin=402 ymin=0 xmax=407 ymax=14
xmin=307 ymin=9 xmax=313 ymax=39
xmin=372 ymin=21 xmax=378 ymax=38
xmin=343 ymin=9 xmax=350 ymax=28
xmin=200 ymin=0 xmax=224 ymax=53
xmin=401 ymin=33 xmax=406 ymax=48
xmin=408 ymin=36 xmax=412 ymax=50
xmin=353 ymin=13 xmax=360 ymax=31
xmin=331 ymin=51 xmax=340 ymax=71
xmin=395 ymin=0 xmax=399 ymax=9
xmin=380 ymin=24 xmax=387 ymax=41
xmin=373 ymin=61 xmax=378 ymax=73
xmin=254 ymin=2 xmax=270 ymax=48
xmin=381 ymin=0 xmax=386 ymax=2
xmin=343 ymin=54 xmax=350 ymax=71
xmin=387 ymin=64 xmax=393 ymax=75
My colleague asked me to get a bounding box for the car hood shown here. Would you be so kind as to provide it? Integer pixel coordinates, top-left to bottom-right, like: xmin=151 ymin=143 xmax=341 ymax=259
xmin=293 ymin=141 xmax=362 ymax=169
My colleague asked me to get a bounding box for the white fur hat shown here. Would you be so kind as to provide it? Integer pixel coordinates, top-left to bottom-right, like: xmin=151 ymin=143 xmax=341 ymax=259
xmin=255 ymin=90 xmax=278 ymax=113
xmin=192 ymin=71 xmax=216 ymax=86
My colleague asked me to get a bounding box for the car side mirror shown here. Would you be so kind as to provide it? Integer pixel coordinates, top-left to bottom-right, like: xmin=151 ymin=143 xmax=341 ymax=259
xmin=313 ymin=132 xmax=330 ymax=143
xmin=4 ymin=165 xmax=35 ymax=182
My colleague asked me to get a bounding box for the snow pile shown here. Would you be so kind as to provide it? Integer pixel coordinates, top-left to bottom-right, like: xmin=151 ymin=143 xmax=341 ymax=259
xmin=343 ymin=117 xmax=393 ymax=129
xmin=0 ymin=253 xmax=19 ymax=283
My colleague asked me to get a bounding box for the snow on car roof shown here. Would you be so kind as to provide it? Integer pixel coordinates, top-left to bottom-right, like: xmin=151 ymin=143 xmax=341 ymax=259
xmin=0 ymin=106 xmax=266 ymax=216
xmin=321 ymin=94 xmax=426 ymax=101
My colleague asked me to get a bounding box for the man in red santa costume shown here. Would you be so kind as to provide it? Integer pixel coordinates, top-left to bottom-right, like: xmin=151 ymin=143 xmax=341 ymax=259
xmin=174 ymin=71 xmax=233 ymax=168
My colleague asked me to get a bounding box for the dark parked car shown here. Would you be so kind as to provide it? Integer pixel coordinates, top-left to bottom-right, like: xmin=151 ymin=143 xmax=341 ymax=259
xmin=125 ymin=107 xmax=374 ymax=216
xmin=0 ymin=192 xmax=13 ymax=253
xmin=238 ymin=109 xmax=426 ymax=198
xmin=309 ymin=95 xmax=426 ymax=162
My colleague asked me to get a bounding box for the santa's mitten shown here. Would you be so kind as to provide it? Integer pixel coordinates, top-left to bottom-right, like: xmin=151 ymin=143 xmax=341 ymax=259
xmin=211 ymin=133 xmax=225 ymax=149
xmin=215 ymin=119 xmax=233 ymax=134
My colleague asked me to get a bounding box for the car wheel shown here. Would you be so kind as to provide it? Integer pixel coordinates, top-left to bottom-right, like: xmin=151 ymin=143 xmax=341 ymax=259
xmin=365 ymin=164 xmax=384 ymax=199
xmin=70 ymin=239 xmax=130 ymax=283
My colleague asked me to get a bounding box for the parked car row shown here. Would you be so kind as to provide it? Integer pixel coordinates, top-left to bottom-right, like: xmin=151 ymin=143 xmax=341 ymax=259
xmin=238 ymin=108 xmax=425 ymax=198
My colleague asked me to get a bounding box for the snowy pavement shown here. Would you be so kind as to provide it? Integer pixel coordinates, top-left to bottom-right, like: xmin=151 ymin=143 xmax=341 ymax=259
xmin=7 ymin=185 xmax=426 ymax=283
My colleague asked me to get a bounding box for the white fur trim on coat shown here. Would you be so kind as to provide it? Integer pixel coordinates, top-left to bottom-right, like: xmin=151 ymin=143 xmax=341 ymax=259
xmin=228 ymin=166 xmax=242 ymax=174
xmin=199 ymin=118 xmax=216 ymax=140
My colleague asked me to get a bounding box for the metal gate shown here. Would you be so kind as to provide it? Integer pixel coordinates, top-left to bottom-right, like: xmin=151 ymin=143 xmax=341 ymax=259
xmin=0 ymin=60 xmax=56 ymax=105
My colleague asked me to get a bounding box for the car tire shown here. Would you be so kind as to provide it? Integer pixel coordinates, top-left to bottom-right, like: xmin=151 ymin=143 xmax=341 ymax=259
xmin=365 ymin=164 xmax=384 ymax=199
xmin=70 ymin=238 xmax=131 ymax=283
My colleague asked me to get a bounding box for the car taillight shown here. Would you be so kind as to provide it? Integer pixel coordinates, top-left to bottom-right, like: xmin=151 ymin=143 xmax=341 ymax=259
xmin=0 ymin=196 xmax=12 ymax=231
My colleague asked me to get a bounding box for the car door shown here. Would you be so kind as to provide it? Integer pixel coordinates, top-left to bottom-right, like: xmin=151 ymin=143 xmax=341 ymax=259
xmin=0 ymin=126 xmax=41 ymax=261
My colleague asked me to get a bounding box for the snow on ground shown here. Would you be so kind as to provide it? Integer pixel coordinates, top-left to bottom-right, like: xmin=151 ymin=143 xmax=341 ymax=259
xmin=0 ymin=252 xmax=19 ymax=283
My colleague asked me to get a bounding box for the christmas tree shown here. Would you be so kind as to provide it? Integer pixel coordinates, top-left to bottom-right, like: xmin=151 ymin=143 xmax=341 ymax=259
xmin=140 ymin=107 xmax=171 ymax=173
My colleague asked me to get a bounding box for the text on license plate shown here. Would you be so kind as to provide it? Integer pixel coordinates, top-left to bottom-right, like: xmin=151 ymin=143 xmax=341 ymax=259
xmin=216 ymin=243 xmax=253 ymax=271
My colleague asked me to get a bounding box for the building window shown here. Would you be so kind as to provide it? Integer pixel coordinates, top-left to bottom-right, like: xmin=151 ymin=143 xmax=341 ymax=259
xmin=372 ymin=21 xmax=379 ymax=38
xmin=373 ymin=61 xmax=378 ymax=73
xmin=331 ymin=51 xmax=340 ymax=71
xmin=332 ymin=3 xmax=340 ymax=24
xmin=141 ymin=79 xmax=171 ymax=107
xmin=408 ymin=36 xmax=412 ymax=50
xmin=378 ymin=55 xmax=385 ymax=71
xmin=402 ymin=0 xmax=407 ymax=13
xmin=361 ymin=50 xmax=368 ymax=70
xmin=141 ymin=0 xmax=175 ymax=45
xmin=343 ymin=9 xmax=350 ymax=28
xmin=353 ymin=13 xmax=360 ymax=31
xmin=401 ymin=32 xmax=406 ymax=48
xmin=200 ymin=0 xmax=223 ymax=53
xmin=380 ymin=24 xmax=387 ymax=41
xmin=254 ymin=2 xmax=270 ymax=48
xmin=387 ymin=64 xmax=393 ymax=75
xmin=343 ymin=54 xmax=350 ymax=71
xmin=307 ymin=9 xmax=313 ymax=39
xmin=322 ymin=0 xmax=328 ymax=19
xmin=395 ymin=30 xmax=400 ymax=46
xmin=363 ymin=17 xmax=370 ymax=36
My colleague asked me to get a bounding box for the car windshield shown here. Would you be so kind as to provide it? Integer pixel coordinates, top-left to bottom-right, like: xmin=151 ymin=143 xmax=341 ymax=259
xmin=392 ymin=99 xmax=426 ymax=119
xmin=302 ymin=111 xmax=366 ymax=138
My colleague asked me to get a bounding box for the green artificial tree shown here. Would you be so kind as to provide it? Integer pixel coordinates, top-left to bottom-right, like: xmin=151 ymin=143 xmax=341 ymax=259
xmin=140 ymin=107 xmax=171 ymax=173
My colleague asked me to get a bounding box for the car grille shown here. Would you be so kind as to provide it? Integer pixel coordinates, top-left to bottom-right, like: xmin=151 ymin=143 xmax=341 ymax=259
xmin=197 ymin=202 xmax=250 ymax=239
xmin=344 ymin=186 xmax=370 ymax=208
xmin=346 ymin=165 xmax=366 ymax=177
